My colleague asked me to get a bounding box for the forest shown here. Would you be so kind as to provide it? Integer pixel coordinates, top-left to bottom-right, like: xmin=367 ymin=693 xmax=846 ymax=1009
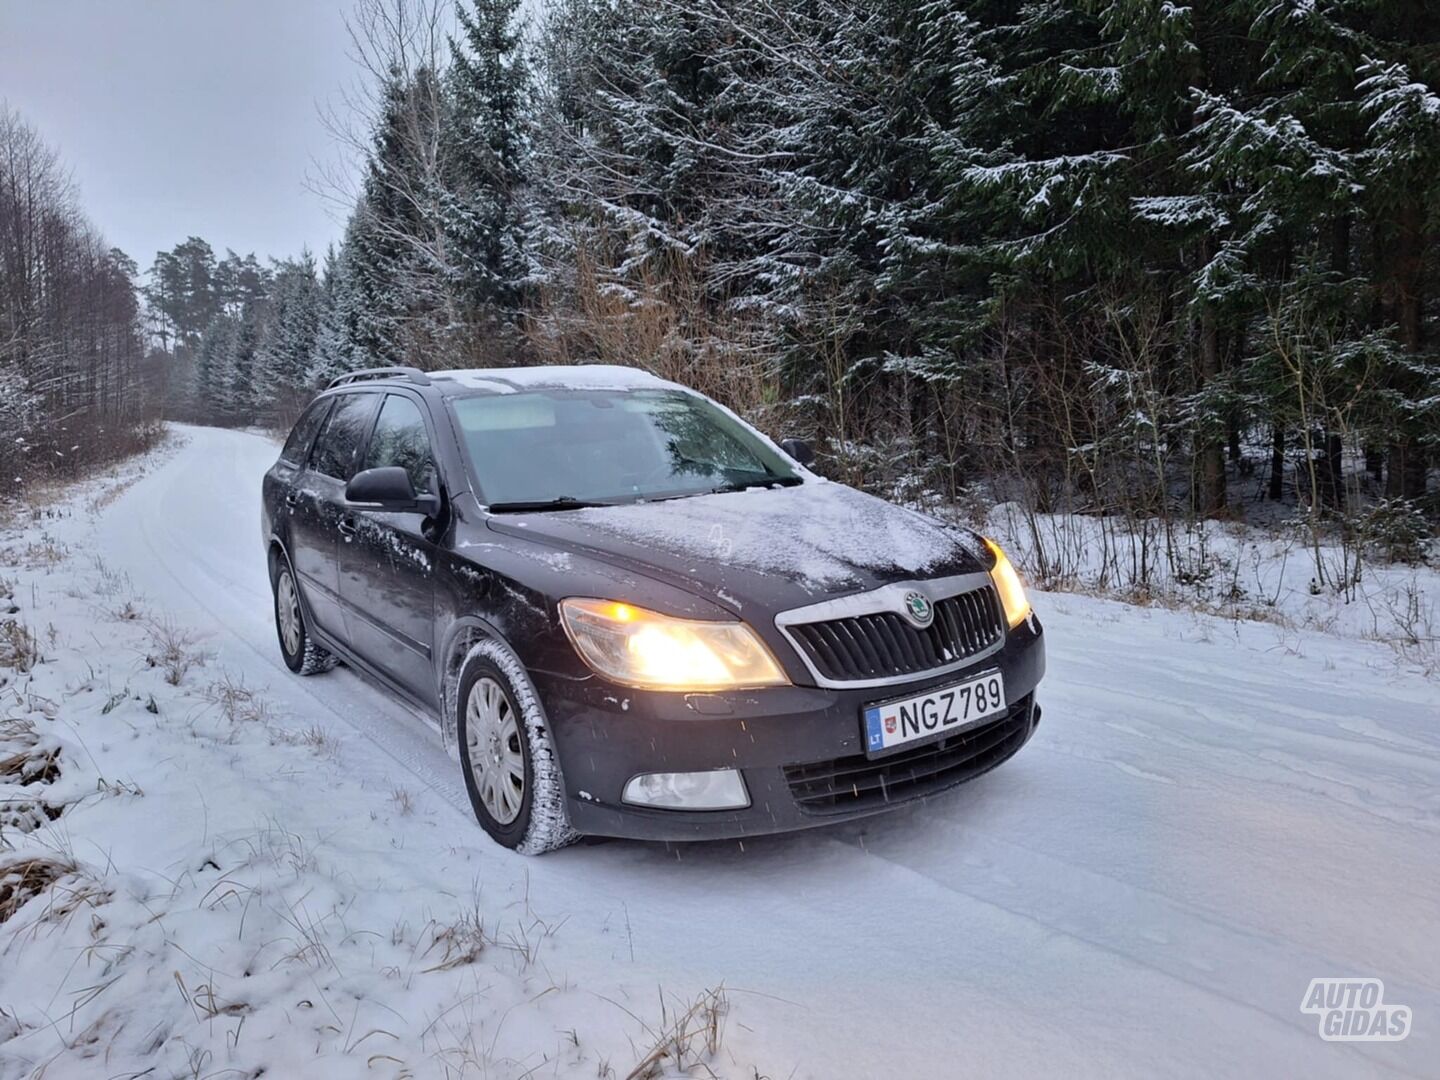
xmin=0 ymin=107 xmax=158 ymax=485
xmin=4 ymin=0 xmax=1439 ymax=574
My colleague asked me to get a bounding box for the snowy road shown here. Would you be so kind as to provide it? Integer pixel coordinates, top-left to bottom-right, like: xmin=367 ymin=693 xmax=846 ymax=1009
xmin=88 ymin=425 xmax=1439 ymax=1077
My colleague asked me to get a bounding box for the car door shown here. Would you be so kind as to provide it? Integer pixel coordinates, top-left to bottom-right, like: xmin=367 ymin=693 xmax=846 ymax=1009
xmin=290 ymin=391 xmax=379 ymax=645
xmin=269 ymin=396 xmax=331 ymax=540
xmin=337 ymin=391 xmax=440 ymax=704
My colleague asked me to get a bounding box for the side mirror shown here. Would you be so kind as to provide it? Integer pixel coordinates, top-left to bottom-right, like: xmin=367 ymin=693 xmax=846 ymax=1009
xmin=780 ymin=437 xmax=816 ymax=466
xmin=346 ymin=466 xmax=440 ymax=517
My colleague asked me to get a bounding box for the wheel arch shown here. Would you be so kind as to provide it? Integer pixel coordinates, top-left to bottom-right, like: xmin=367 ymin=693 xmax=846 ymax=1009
xmin=446 ymin=620 xmax=579 ymax=853
xmin=266 ymin=536 xmax=288 ymax=580
xmin=267 ymin=536 xmax=320 ymax=633
xmin=438 ymin=615 xmax=519 ymax=762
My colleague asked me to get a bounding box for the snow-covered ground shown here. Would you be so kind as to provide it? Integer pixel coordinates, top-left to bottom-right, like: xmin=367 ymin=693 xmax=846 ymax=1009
xmin=1 ymin=424 xmax=1437 ymax=1079
xmin=979 ymin=495 xmax=1439 ymax=667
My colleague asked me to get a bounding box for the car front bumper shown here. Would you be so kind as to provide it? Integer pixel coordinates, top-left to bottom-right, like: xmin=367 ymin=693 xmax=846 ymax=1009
xmin=536 ymin=616 xmax=1046 ymax=841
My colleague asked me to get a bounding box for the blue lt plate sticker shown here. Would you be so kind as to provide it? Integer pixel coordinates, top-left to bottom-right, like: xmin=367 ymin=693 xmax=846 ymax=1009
xmin=865 ymin=707 xmax=886 ymax=752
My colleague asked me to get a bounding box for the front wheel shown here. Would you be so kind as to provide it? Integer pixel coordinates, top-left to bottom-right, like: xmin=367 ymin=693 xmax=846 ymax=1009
xmin=456 ymin=643 xmax=577 ymax=854
xmin=272 ymin=559 xmax=337 ymax=676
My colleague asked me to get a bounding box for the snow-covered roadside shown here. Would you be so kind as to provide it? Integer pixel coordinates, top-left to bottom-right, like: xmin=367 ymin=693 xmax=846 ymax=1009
xmin=0 ymin=441 xmax=754 ymax=1078
xmin=982 ymin=501 xmax=1439 ymax=673
xmin=1 ymin=424 xmax=1437 ymax=1080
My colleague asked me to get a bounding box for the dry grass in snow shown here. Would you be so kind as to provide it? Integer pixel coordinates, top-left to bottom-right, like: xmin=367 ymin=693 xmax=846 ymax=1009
xmin=625 ymin=987 xmax=729 ymax=1080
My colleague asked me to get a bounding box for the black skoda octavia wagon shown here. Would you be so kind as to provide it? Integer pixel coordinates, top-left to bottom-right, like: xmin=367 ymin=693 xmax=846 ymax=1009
xmin=261 ymin=365 xmax=1045 ymax=853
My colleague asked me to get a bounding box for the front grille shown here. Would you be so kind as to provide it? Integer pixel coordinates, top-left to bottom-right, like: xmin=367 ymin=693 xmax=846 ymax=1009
xmin=784 ymin=696 xmax=1033 ymax=815
xmin=786 ymin=585 xmax=1004 ymax=683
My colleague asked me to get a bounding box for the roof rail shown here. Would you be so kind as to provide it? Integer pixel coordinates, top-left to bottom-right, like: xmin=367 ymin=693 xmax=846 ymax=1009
xmin=327 ymin=366 xmax=432 ymax=390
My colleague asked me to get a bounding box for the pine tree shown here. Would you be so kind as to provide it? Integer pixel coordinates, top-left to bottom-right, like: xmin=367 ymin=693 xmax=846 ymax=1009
xmin=751 ymin=3 xmax=1004 ymax=412
xmin=214 ymin=251 xmax=269 ymax=318
xmin=950 ymin=0 xmax=1265 ymax=516
xmin=146 ymin=237 xmax=220 ymax=352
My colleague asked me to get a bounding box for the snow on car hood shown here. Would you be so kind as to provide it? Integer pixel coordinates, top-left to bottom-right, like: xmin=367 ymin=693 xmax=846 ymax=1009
xmin=484 ymin=479 xmax=987 ymax=613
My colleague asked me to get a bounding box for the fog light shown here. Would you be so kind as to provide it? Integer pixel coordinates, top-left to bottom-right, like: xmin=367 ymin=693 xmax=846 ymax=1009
xmin=622 ymin=769 xmax=749 ymax=810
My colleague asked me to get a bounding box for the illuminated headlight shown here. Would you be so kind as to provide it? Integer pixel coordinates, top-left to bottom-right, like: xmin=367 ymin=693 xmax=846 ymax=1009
xmin=984 ymin=538 xmax=1031 ymax=628
xmin=623 ymin=769 xmax=750 ymax=810
xmin=559 ymin=598 xmax=789 ymax=691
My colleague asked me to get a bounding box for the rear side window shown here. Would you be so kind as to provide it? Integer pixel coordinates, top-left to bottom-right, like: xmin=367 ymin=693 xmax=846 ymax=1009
xmin=362 ymin=394 xmax=437 ymax=493
xmin=310 ymin=394 xmax=377 ymax=480
xmin=279 ymin=399 xmax=331 ymax=466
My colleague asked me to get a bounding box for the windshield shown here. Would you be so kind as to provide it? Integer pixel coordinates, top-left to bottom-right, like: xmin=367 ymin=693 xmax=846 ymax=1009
xmin=450 ymin=388 xmax=801 ymax=508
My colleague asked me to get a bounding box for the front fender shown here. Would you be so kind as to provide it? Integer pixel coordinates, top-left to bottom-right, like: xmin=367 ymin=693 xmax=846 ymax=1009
xmin=434 ymin=613 xmax=554 ymax=761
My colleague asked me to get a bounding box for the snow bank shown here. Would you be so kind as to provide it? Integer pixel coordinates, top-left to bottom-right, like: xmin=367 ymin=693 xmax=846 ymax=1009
xmin=981 ymin=500 xmax=1440 ymax=670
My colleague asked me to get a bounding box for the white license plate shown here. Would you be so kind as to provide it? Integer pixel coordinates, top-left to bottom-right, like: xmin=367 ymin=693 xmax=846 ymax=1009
xmin=863 ymin=670 xmax=1007 ymax=755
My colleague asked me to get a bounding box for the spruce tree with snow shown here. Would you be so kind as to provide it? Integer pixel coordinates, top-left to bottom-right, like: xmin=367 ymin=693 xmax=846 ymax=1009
xmin=257 ymin=252 xmax=324 ymax=416
xmin=751 ymin=3 xmax=1005 ymax=410
xmin=309 ymin=236 xmax=371 ymax=387
xmin=194 ymin=313 xmax=238 ymax=422
xmin=1355 ymin=40 xmax=1440 ymax=499
xmin=528 ymin=0 xmax=792 ymax=379
xmin=342 ymin=68 xmax=450 ymax=368
xmin=224 ymin=297 xmax=267 ymax=424
xmin=442 ymin=0 xmax=533 ymax=356
xmin=949 ymin=0 xmax=1259 ymax=516
xmin=1184 ymin=0 xmax=1368 ymax=509
xmin=345 ymin=202 xmax=408 ymax=369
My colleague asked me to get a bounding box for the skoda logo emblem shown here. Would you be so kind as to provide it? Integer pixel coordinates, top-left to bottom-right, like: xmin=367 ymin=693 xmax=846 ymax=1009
xmin=902 ymin=590 xmax=933 ymax=628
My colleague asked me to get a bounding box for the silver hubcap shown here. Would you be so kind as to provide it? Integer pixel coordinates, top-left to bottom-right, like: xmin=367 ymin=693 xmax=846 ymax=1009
xmin=465 ymin=677 xmax=525 ymax=825
xmin=277 ymin=570 xmax=302 ymax=656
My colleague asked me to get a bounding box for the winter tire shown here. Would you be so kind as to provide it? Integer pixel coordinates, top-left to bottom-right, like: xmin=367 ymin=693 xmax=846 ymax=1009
xmin=272 ymin=557 xmax=337 ymax=676
xmin=456 ymin=640 xmax=577 ymax=854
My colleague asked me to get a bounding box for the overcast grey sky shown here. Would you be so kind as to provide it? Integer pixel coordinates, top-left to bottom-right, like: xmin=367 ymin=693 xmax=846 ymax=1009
xmin=0 ymin=0 xmax=364 ymax=270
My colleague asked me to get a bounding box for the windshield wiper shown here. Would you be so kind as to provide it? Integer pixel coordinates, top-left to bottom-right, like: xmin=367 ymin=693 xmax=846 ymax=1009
xmin=487 ymin=496 xmax=615 ymax=513
xmin=708 ymin=476 xmax=803 ymax=494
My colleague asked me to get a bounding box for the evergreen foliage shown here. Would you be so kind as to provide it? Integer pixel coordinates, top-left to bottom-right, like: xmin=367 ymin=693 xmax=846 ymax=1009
xmin=142 ymin=0 xmax=1440 ymax=517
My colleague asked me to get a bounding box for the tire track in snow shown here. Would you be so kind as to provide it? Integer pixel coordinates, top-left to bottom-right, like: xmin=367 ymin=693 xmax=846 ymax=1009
xmin=830 ymin=809 xmax=1435 ymax=1080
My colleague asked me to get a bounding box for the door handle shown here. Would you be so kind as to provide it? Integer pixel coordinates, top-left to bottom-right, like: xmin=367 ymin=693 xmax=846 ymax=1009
xmin=338 ymin=516 xmax=357 ymax=539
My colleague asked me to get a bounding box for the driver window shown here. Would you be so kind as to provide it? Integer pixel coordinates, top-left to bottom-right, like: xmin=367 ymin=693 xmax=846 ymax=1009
xmin=310 ymin=393 xmax=377 ymax=480
xmin=363 ymin=394 xmax=437 ymax=494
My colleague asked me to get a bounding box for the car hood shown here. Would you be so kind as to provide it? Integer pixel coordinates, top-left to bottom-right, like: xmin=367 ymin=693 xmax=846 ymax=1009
xmin=482 ymin=479 xmax=989 ymax=617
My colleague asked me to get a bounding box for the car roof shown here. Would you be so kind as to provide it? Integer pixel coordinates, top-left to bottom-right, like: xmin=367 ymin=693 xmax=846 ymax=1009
xmin=326 ymin=364 xmax=684 ymax=397
xmin=431 ymin=365 xmax=679 ymax=394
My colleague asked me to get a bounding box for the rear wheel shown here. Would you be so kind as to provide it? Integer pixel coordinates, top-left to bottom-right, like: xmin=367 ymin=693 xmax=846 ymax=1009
xmin=272 ymin=559 xmax=336 ymax=676
xmin=456 ymin=644 xmax=577 ymax=854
